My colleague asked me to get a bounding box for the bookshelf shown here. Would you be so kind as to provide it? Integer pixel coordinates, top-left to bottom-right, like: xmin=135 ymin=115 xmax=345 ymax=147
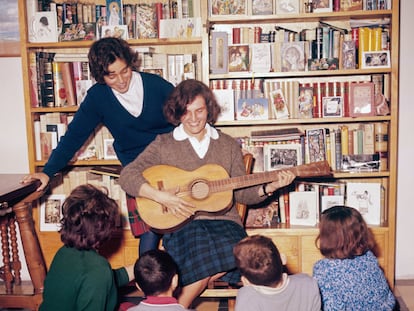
xmin=18 ymin=0 xmax=399 ymax=289
xmin=202 ymin=0 xmax=399 ymax=287
xmin=18 ymin=0 xmax=203 ymax=268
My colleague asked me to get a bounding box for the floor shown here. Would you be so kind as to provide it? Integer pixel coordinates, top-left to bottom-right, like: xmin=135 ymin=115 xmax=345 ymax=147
xmin=1 ymin=280 xmax=414 ymax=310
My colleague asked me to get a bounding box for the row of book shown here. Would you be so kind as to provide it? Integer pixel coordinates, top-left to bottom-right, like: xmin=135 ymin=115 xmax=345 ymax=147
xmin=46 ymin=167 xmax=129 ymax=231
xmin=210 ymin=22 xmax=390 ymax=74
xmin=34 ymin=112 xmax=116 ymax=162
xmin=237 ymin=122 xmax=389 ymax=173
xmin=209 ymin=0 xmax=391 ymax=16
xmin=30 ymin=0 xmax=201 ymax=42
xmin=30 ymin=49 xmax=198 ymax=108
xmin=246 ymin=178 xmax=385 ymax=228
xmin=211 ymin=74 xmax=389 ymax=121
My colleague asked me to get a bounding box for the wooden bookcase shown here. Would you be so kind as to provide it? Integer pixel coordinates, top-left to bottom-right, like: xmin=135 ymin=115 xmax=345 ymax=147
xmin=18 ymin=0 xmax=399 ymax=288
xmin=200 ymin=0 xmax=399 ymax=287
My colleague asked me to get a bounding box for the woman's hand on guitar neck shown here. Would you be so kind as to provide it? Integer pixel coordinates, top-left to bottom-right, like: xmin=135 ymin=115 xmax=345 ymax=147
xmin=262 ymin=170 xmax=296 ymax=196
xmin=139 ymin=183 xmax=195 ymax=219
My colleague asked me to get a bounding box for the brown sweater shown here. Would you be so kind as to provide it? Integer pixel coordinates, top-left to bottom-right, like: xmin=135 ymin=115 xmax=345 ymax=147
xmin=119 ymin=130 xmax=266 ymax=225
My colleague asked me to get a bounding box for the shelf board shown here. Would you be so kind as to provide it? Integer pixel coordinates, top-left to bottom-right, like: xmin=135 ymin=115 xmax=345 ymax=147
xmin=208 ymin=10 xmax=392 ymax=24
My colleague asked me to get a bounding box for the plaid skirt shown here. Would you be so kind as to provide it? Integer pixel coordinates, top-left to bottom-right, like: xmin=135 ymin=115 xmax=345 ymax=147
xmin=126 ymin=195 xmax=150 ymax=237
xmin=162 ymin=219 xmax=247 ymax=286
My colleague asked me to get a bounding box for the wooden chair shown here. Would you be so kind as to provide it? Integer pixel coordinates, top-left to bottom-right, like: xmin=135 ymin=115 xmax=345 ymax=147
xmin=0 ymin=175 xmax=47 ymax=310
xmin=200 ymin=152 xmax=254 ymax=310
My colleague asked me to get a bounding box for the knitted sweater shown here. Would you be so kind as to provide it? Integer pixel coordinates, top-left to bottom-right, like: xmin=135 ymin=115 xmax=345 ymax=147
xmin=43 ymin=72 xmax=174 ymax=177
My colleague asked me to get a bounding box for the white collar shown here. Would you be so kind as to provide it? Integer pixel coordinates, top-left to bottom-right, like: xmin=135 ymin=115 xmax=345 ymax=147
xmin=173 ymin=123 xmax=219 ymax=141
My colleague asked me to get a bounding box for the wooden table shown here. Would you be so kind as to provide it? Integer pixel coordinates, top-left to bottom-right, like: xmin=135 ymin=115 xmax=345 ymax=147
xmin=0 ymin=174 xmax=46 ymax=310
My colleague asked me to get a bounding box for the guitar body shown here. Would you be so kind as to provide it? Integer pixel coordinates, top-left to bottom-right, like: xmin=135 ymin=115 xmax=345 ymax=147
xmin=136 ymin=160 xmax=331 ymax=232
xmin=136 ymin=164 xmax=234 ymax=231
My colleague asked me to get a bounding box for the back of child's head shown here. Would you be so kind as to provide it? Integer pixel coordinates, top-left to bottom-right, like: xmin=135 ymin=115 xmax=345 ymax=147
xmin=317 ymin=205 xmax=376 ymax=259
xmin=60 ymin=184 xmax=119 ymax=250
xmin=233 ymin=235 xmax=283 ymax=287
xmin=134 ymin=249 xmax=178 ymax=296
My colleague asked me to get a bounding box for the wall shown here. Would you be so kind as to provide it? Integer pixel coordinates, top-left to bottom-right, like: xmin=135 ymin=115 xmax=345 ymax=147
xmin=1 ymin=0 xmax=413 ymax=280
xmin=395 ymin=0 xmax=414 ymax=279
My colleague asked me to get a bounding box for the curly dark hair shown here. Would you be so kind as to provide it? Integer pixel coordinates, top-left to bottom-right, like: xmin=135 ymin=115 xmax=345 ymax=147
xmin=163 ymin=79 xmax=221 ymax=126
xmin=88 ymin=37 xmax=139 ymax=84
xmin=316 ymin=205 xmax=376 ymax=259
xmin=60 ymin=184 xmax=119 ymax=250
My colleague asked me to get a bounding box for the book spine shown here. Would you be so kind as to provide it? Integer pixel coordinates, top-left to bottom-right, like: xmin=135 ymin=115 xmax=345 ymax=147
xmin=334 ymin=128 xmax=342 ymax=171
xmin=374 ymin=122 xmax=388 ymax=171
xmin=52 ymin=61 xmax=66 ymax=107
xmin=61 ymin=62 xmax=76 ymax=106
xmin=41 ymin=52 xmax=55 ymax=107
xmin=29 ymin=52 xmax=40 ymax=108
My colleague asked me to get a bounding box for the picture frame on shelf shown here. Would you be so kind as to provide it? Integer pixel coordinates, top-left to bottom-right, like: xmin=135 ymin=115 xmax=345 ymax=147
xmin=30 ymin=11 xmax=58 ymax=43
xmin=289 ymin=191 xmax=318 ymax=226
xmin=252 ymin=0 xmax=274 ymax=15
xmin=228 ymin=45 xmax=249 ymax=72
xmin=264 ymin=143 xmax=302 ymax=171
xmin=236 ymin=98 xmax=269 ymax=121
xmin=322 ymin=96 xmax=343 ymax=117
xmin=40 ymin=194 xmax=65 ymax=232
xmin=312 ymin=0 xmax=333 ymax=12
xmin=346 ymin=182 xmax=382 ymax=225
xmin=101 ymin=25 xmax=129 ymax=40
xmin=349 ymin=82 xmax=375 ymax=117
xmin=361 ymin=51 xmax=391 ymax=69
xmin=103 ymin=138 xmax=117 ymax=160
xmin=269 ymin=89 xmax=289 ymax=119
xmin=211 ymin=31 xmax=228 ymax=74
xmin=209 ymin=0 xmax=248 ymax=16
xmin=275 ymin=0 xmax=300 ymax=14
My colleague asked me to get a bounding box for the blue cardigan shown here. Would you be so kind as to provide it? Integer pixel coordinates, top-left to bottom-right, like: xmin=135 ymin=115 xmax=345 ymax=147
xmin=43 ymin=72 xmax=174 ymax=177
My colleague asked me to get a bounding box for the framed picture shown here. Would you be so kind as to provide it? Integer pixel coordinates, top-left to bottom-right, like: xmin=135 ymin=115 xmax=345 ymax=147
xmin=209 ymin=0 xmax=247 ymax=16
xmin=40 ymin=194 xmax=65 ymax=231
xmin=306 ymin=128 xmax=326 ymax=163
xmin=322 ymin=96 xmax=343 ymax=117
xmin=342 ymin=40 xmax=356 ymax=69
xmin=228 ymin=45 xmax=249 ymax=72
xmin=269 ymin=89 xmax=289 ymax=119
xmin=236 ymin=98 xmax=269 ymax=120
xmin=211 ymin=32 xmax=228 ymax=74
xmin=264 ymin=143 xmax=302 ymax=171
xmin=101 ymin=25 xmax=128 ymax=40
xmin=346 ymin=182 xmax=381 ymax=225
xmin=30 ymin=11 xmax=58 ymax=43
xmin=104 ymin=138 xmax=118 ymax=160
xmin=252 ymin=0 xmax=274 ymax=15
xmin=281 ymin=41 xmax=305 ymax=72
xmin=275 ymin=0 xmax=300 ymax=14
xmin=349 ymin=82 xmax=375 ymax=117
xmin=289 ymin=191 xmax=318 ymax=226
xmin=361 ymin=51 xmax=391 ymax=69
xmin=312 ymin=0 xmax=333 ymax=12
xmin=0 ymin=0 xmax=20 ymax=56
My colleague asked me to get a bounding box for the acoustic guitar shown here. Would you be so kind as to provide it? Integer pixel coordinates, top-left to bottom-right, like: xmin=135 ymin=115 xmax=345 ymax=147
xmin=136 ymin=160 xmax=331 ymax=232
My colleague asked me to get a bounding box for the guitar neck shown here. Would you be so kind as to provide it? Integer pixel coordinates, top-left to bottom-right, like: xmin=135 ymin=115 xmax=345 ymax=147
xmin=209 ymin=161 xmax=331 ymax=193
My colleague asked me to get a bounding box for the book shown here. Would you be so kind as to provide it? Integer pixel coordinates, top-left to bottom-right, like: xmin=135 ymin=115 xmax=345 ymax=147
xmin=61 ymin=62 xmax=76 ymax=106
xmin=374 ymin=122 xmax=389 ymax=171
xmin=251 ymin=127 xmax=304 ymax=142
xmin=52 ymin=62 xmax=66 ymax=107
xmin=89 ymin=165 xmax=122 ymax=178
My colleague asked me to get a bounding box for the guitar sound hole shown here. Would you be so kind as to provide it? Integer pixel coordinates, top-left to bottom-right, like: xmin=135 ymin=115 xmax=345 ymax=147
xmin=191 ymin=181 xmax=209 ymax=200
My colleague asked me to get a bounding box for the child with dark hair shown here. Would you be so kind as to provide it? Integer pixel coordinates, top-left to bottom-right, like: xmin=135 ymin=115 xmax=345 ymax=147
xmin=313 ymin=205 xmax=395 ymax=310
xmin=128 ymin=249 xmax=189 ymax=310
xmin=233 ymin=235 xmax=321 ymax=311
xmin=40 ymin=184 xmax=134 ymax=311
